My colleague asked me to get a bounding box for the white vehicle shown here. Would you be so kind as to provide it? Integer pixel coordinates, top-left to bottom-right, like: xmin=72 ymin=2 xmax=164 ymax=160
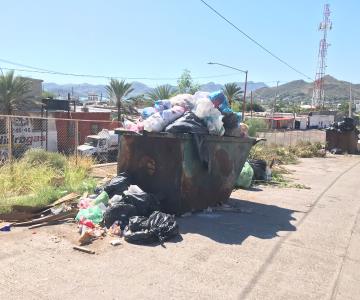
xmin=77 ymin=129 xmax=118 ymax=162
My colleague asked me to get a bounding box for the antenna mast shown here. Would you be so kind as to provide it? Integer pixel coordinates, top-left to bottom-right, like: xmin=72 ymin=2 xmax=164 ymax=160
xmin=312 ymin=3 xmax=332 ymax=108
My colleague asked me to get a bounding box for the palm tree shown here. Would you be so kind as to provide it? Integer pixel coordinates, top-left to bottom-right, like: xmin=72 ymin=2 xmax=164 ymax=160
xmin=106 ymin=79 xmax=134 ymax=122
xmin=222 ymin=82 xmax=243 ymax=107
xmin=0 ymin=70 xmax=31 ymax=114
xmin=146 ymin=85 xmax=174 ymax=101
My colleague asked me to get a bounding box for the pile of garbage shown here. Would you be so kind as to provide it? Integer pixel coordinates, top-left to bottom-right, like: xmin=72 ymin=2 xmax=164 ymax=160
xmin=326 ymin=117 xmax=359 ymax=133
xmin=124 ymin=91 xmax=248 ymax=137
xmin=326 ymin=117 xmax=360 ymax=154
xmin=235 ymin=159 xmax=272 ymax=189
xmin=75 ymin=172 xmax=179 ymax=247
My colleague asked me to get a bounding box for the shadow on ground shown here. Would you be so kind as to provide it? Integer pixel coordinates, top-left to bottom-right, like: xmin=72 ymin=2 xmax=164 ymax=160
xmin=178 ymin=198 xmax=297 ymax=245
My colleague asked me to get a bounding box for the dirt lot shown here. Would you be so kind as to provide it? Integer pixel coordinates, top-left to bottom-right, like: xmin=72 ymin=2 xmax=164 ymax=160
xmin=1 ymin=156 xmax=360 ymax=300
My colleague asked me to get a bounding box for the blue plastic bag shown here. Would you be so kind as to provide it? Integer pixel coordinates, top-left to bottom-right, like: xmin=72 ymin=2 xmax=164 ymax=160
xmin=141 ymin=107 xmax=156 ymax=119
xmin=154 ymin=100 xmax=171 ymax=112
xmin=209 ymin=91 xmax=232 ymax=113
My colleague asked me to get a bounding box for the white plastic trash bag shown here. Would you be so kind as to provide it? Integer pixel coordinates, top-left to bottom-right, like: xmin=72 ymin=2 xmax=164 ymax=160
xmin=169 ymin=94 xmax=196 ymax=110
xmin=193 ymin=91 xmax=210 ymax=101
xmin=143 ymin=112 xmax=166 ymax=132
xmin=193 ymin=98 xmax=225 ymax=136
xmin=161 ymin=106 xmax=185 ymax=125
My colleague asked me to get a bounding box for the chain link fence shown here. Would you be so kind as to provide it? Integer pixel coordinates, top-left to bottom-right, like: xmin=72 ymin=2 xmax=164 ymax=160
xmin=257 ymin=130 xmax=326 ymax=146
xmin=0 ymin=115 xmax=120 ymax=164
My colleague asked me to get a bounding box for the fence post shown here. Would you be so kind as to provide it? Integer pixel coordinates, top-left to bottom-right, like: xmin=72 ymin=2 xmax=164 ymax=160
xmin=7 ymin=116 xmax=12 ymax=162
xmin=75 ymin=120 xmax=79 ymax=165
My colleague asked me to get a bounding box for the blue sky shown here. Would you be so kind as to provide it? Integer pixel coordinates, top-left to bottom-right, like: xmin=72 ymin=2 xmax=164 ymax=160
xmin=0 ymin=0 xmax=358 ymax=87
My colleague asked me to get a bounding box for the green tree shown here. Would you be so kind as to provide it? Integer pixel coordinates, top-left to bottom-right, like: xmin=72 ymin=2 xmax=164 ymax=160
xmin=177 ymin=69 xmax=200 ymax=94
xmin=246 ymin=102 xmax=265 ymax=112
xmin=245 ymin=118 xmax=268 ymax=137
xmin=146 ymin=85 xmax=174 ymax=101
xmin=0 ymin=70 xmax=31 ymax=115
xmin=338 ymin=101 xmax=354 ymax=114
xmin=106 ymin=79 xmax=134 ymax=122
xmin=222 ymin=82 xmax=243 ymax=106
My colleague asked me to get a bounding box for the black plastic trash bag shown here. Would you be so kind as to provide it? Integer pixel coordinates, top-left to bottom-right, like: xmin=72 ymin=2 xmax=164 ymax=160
xmin=102 ymin=172 xmax=130 ymax=198
xmin=248 ymin=159 xmax=267 ymax=181
xmin=222 ymin=112 xmax=238 ymax=130
xmin=103 ymin=203 xmax=138 ymax=228
xmin=124 ymin=211 xmax=179 ymax=245
xmin=122 ymin=190 xmax=161 ymax=216
xmin=165 ymin=112 xmax=208 ymax=134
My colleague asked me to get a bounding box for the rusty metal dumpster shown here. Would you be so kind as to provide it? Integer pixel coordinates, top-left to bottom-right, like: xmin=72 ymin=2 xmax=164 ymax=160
xmin=115 ymin=130 xmax=256 ymax=214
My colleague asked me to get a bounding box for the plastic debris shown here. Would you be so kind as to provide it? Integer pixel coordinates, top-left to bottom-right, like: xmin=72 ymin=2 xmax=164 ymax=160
xmin=235 ymin=161 xmax=254 ymax=189
xmin=75 ymin=205 xmax=104 ymax=224
xmin=110 ymin=239 xmax=122 ymax=246
xmin=101 ymin=173 xmax=130 ymax=198
xmin=193 ymin=97 xmax=225 ymax=136
xmin=124 ymin=211 xmax=179 ymax=245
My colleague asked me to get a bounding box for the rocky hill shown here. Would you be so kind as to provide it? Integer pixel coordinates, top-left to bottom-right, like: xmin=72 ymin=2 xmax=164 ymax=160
xmin=254 ymin=76 xmax=360 ymax=102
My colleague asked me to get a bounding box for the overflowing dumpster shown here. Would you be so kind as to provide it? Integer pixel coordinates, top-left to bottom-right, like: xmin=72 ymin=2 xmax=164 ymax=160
xmin=116 ymin=131 xmax=256 ymax=214
xmin=326 ymin=117 xmax=359 ymax=154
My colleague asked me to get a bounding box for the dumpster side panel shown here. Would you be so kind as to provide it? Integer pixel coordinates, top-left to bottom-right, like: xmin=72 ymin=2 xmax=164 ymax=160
xmin=117 ymin=133 xmax=254 ymax=214
xmin=118 ymin=135 xmax=183 ymax=213
xmin=326 ymin=131 xmax=358 ymax=154
xmin=180 ymin=137 xmax=252 ymax=213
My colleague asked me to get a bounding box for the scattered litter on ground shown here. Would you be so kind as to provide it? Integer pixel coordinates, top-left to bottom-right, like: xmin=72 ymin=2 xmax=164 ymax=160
xmin=123 ymin=211 xmax=179 ymax=245
xmin=0 ymin=223 xmax=11 ymax=232
xmin=110 ymin=239 xmax=122 ymax=246
xmin=73 ymin=246 xmax=95 ymax=254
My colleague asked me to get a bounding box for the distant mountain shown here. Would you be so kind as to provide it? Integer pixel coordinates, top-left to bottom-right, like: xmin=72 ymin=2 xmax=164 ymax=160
xmin=43 ymin=80 xmax=268 ymax=99
xmin=200 ymin=81 xmax=267 ymax=93
xmin=43 ymin=81 xmax=152 ymax=99
xmin=254 ymin=76 xmax=359 ymax=102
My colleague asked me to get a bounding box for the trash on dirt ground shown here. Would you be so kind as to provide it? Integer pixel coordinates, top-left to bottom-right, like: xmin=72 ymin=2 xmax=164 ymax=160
xmin=235 ymin=161 xmax=254 ymax=189
xmin=110 ymin=239 xmax=122 ymax=246
xmin=75 ymin=205 xmax=103 ymax=225
xmin=0 ymin=223 xmax=11 ymax=232
xmin=123 ymin=211 xmax=179 ymax=245
xmin=326 ymin=117 xmax=360 ymax=154
xmin=100 ymin=172 xmax=130 ymax=198
xmin=73 ymin=245 xmax=95 ymax=254
xmin=248 ymin=159 xmax=268 ymax=181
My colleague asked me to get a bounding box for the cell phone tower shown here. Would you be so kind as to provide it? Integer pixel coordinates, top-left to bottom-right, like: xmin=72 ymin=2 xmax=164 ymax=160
xmin=312 ymin=3 xmax=332 ymax=108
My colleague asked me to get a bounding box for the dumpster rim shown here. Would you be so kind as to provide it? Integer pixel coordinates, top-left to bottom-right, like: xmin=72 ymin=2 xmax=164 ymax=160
xmin=115 ymin=130 xmax=256 ymax=144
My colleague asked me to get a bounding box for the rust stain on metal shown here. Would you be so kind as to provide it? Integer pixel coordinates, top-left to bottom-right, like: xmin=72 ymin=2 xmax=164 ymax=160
xmin=116 ymin=132 xmax=255 ymax=214
xmin=215 ymin=148 xmax=232 ymax=177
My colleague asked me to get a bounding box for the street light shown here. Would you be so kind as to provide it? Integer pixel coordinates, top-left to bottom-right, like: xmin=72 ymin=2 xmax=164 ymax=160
xmin=208 ymin=62 xmax=248 ymax=121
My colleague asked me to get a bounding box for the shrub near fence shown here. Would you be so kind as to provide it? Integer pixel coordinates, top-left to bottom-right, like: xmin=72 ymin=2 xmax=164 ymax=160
xmin=0 ymin=115 xmax=120 ymax=163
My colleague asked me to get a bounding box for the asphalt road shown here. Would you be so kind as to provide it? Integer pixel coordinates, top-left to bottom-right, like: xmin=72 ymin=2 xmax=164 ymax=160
xmin=1 ymin=155 xmax=360 ymax=300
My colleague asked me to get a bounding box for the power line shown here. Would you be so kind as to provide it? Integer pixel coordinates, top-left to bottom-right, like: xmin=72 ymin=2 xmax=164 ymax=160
xmin=0 ymin=61 xmax=242 ymax=81
xmin=199 ymin=0 xmax=312 ymax=80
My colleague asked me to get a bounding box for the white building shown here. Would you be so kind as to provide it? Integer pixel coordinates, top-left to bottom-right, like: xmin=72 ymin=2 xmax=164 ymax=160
xmin=308 ymin=111 xmax=335 ymax=129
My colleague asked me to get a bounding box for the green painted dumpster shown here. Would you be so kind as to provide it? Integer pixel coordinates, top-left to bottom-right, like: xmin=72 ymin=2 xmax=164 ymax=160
xmin=115 ymin=131 xmax=257 ymax=214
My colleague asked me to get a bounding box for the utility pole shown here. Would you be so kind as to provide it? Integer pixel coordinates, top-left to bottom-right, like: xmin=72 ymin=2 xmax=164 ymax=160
xmin=242 ymin=70 xmax=248 ymax=121
xmin=349 ymin=83 xmax=352 ymax=118
xmin=250 ymin=91 xmax=253 ymax=118
xmin=272 ymin=81 xmax=280 ymax=130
